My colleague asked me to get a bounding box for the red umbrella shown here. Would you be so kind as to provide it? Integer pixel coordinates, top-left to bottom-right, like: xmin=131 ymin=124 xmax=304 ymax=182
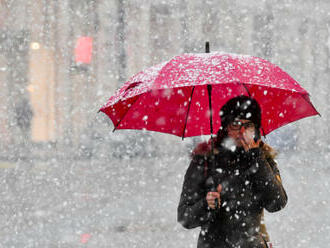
xmin=99 ymin=49 xmax=319 ymax=139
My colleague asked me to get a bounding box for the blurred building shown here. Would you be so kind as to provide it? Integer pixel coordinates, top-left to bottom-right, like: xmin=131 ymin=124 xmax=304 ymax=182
xmin=0 ymin=0 xmax=328 ymax=159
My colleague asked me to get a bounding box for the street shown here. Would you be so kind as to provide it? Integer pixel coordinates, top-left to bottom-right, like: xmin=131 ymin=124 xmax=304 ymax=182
xmin=0 ymin=148 xmax=329 ymax=247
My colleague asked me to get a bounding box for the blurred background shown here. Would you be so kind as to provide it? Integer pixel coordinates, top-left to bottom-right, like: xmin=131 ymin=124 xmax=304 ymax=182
xmin=0 ymin=0 xmax=329 ymax=247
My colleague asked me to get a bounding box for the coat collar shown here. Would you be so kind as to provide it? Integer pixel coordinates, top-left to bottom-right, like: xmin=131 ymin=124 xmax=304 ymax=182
xmin=192 ymin=138 xmax=277 ymax=160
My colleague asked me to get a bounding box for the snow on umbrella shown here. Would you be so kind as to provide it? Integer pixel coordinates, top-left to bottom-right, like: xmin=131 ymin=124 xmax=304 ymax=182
xmin=99 ymin=51 xmax=319 ymax=138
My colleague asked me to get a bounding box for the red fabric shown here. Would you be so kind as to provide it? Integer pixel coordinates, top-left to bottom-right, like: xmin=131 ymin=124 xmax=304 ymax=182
xmin=100 ymin=52 xmax=319 ymax=137
xmin=75 ymin=37 xmax=93 ymax=64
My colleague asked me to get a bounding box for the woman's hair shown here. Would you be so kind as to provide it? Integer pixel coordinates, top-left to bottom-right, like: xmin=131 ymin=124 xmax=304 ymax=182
xmin=214 ymin=127 xmax=228 ymax=148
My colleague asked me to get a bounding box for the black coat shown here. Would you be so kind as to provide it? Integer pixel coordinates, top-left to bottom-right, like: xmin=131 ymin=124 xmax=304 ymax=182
xmin=177 ymin=145 xmax=288 ymax=248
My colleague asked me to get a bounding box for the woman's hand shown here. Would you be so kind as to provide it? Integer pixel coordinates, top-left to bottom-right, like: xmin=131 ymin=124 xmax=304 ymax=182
xmin=206 ymin=184 xmax=222 ymax=209
xmin=240 ymin=129 xmax=261 ymax=152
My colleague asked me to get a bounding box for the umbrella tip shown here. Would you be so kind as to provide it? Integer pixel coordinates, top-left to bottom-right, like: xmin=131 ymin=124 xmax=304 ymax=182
xmin=205 ymin=42 xmax=210 ymax=53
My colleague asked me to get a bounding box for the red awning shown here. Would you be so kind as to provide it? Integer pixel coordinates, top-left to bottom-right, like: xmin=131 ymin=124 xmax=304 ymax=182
xmin=75 ymin=36 xmax=93 ymax=64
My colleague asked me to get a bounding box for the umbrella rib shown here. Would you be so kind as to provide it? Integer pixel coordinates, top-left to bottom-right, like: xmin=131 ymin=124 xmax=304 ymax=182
xmin=241 ymin=82 xmax=252 ymax=97
xmin=301 ymin=94 xmax=321 ymax=117
xmin=113 ymin=95 xmax=141 ymax=132
xmin=182 ymin=86 xmax=195 ymax=140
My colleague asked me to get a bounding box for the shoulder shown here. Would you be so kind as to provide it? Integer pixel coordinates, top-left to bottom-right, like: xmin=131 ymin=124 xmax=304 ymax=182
xmin=260 ymin=142 xmax=282 ymax=177
xmin=191 ymin=139 xmax=219 ymax=158
xmin=192 ymin=141 xmax=211 ymax=157
xmin=186 ymin=141 xmax=213 ymax=177
xmin=260 ymin=141 xmax=277 ymax=161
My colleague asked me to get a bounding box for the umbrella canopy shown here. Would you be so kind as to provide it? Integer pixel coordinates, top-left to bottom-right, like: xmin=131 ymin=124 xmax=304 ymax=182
xmin=99 ymin=52 xmax=319 ymax=138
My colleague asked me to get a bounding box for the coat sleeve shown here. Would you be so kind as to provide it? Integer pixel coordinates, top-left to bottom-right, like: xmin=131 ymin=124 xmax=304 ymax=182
xmin=248 ymin=148 xmax=288 ymax=213
xmin=177 ymin=155 xmax=215 ymax=229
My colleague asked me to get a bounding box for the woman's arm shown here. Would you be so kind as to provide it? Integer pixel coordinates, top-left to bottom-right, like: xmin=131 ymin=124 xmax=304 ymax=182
xmin=177 ymin=155 xmax=215 ymax=229
xmin=248 ymin=148 xmax=288 ymax=212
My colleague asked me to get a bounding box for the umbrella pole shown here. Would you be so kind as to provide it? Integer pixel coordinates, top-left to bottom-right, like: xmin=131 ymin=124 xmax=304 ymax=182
xmin=205 ymin=41 xmax=210 ymax=53
xmin=205 ymin=42 xmax=215 ymax=168
xmin=207 ymin=85 xmax=215 ymax=149
xmin=205 ymin=42 xmax=212 ymax=141
xmin=207 ymin=84 xmax=218 ymax=210
xmin=205 ymin=42 xmax=218 ymax=209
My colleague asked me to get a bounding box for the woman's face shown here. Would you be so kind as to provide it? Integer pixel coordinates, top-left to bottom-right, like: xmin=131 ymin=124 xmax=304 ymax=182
xmin=226 ymin=119 xmax=256 ymax=147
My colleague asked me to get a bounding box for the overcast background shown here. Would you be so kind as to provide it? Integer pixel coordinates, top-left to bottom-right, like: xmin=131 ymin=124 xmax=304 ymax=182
xmin=0 ymin=0 xmax=329 ymax=247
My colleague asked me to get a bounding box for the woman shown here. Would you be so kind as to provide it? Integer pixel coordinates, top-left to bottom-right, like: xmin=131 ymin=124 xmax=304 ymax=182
xmin=177 ymin=96 xmax=288 ymax=248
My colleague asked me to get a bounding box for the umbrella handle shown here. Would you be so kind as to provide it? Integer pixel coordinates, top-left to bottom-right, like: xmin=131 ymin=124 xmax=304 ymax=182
xmin=214 ymin=198 xmax=219 ymax=209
